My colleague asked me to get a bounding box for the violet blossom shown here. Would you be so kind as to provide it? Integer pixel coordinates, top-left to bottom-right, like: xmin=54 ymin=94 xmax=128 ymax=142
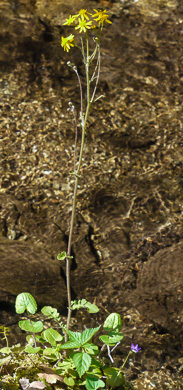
xmin=131 ymin=343 xmax=141 ymax=353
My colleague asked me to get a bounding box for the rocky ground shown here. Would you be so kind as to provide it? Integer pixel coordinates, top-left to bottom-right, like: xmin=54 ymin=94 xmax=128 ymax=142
xmin=0 ymin=0 xmax=183 ymax=388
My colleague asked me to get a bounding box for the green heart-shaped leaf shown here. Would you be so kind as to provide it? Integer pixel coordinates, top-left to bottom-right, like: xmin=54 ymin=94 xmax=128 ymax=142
xmin=15 ymin=293 xmax=37 ymax=314
xmin=41 ymin=328 xmax=63 ymax=346
xmin=19 ymin=320 xmax=43 ymax=333
xmin=103 ymin=313 xmax=122 ymax=332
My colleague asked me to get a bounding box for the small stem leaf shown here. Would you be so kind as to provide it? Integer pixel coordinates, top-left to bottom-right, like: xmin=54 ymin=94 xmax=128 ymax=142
xmin=71 ymin=299 xmax=99 ymax=313
xmin=103 ymin=313 xmax=122 ymax=332
xmin=81 ymin=326 xmax=101 ymax=345
xmin=57 ymin=251 xmax=67 ymax=261
xmin=41 ymin=328 xmax=63 ymax=346
xmin=71 ymin=299 xmax=87 ymax=310
xmin=86 ymin=302 xmax=99 ymax=313
xmin=18 ymin=320 xmax=43 ymax=333
xmin=72 ymin=352 xmax=91 ymax=377
xmin=15 ymin=293 xmax=37 ymax=314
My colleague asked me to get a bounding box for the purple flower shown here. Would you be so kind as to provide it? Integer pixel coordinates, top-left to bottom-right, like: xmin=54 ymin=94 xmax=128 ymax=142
xmin=131 ymin=343 xmax=141 ymax=353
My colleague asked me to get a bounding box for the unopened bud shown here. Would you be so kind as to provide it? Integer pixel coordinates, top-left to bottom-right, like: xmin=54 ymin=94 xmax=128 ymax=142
xmin=68 ymin=102 xmax=75 ymax=113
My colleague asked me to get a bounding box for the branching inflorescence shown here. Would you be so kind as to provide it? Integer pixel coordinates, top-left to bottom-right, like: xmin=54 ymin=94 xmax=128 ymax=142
xmin=61 ymin=9 xmax=112 ymax=52
xmin=58 ymin=8 xmax=112 ymax=337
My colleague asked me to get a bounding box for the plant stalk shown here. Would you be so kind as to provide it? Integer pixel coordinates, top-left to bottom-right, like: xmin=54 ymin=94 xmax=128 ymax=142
xmin=110 ymin=351 xmax=132 ymax=389
xmin=65 ymin=34 xmax=91 ymax=340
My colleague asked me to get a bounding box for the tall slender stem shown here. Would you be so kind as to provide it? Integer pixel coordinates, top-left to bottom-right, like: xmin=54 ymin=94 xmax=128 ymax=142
xmin=65 ymin=34 xmax=91 ymax=340
xmin=109 ymin=351 xmax=132 ymax=389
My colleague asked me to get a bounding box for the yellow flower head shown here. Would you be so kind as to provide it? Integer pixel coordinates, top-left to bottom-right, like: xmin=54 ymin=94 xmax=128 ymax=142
xmin=61 ymin=34 xmax=75 ymax=52
xmin=63 ymin=15 xmax=77 ymax=26
xmin=92 ymin=9 xmax=112 ymax=26
xmin=75 ymin=18 xmax=92 ymax=33
xmin=74 ymin=9 xmax=92 ymax=20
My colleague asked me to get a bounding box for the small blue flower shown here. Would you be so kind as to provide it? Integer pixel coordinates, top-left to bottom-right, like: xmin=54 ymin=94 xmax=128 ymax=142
xmin=131 ymin=343 xmax=141 ymax=353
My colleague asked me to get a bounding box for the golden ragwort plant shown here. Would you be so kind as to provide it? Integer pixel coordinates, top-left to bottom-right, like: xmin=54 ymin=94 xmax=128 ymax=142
xmin=59 ymin=8 xmax=112 ymax=335
xmin=0 ymin=9 xmax=141 ymax=390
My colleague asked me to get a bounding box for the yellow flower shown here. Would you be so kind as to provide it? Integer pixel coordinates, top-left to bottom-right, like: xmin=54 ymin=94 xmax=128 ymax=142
xmin=74 ymin=9 xmax=92 ymax=20
xmin=63 ymin=15 xmax=77 ymax=26
xmin=92 ymin=9 xmax=112 ymax=26
xmin=61 ymin=34 xmax=75 ymax=52
xmin=75 ymin=18 xmax=93 ymax=33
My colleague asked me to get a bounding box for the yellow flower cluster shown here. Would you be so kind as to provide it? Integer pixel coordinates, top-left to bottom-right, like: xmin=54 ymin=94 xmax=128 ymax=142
xmin=61 ymin=9 xmax=112 ymax=52
xmin=61 ymin=34 xmax=75 ymax=52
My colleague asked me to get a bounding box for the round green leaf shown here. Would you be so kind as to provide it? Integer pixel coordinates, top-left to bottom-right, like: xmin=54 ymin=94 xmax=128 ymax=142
xmin=103 ymin=313 xmax=122 ymax=332
xmin=0 ymin=347 xmax=11 ymax=355
xmin=41 ymin=306 xmax=60 ymax=320
xmin=86 ymin=303 xmax=99 ymax=314
xmin=15 ymin=293 xmax=37 ymax=314
xmin=41 ymin=328 xmax=63 ymax=346
xmin=99 ymin=332 xmax=123 ymax=346
xmin=64 ymin=377 xmax=75 ymax=386
xmin=25 ymin=345 xmax=41 ymax=354
xmin=19 ymin=320 xmax=43 ymax=333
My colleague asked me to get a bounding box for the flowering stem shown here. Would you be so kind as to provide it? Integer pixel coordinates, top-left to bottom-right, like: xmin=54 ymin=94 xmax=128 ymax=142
xmin=91 ymin=44 xmax=101 ymax=103
xmin=86 ymin=33 xmax=90 ymax=107
xmin=72 ymin=107 xmax=78 ymax=172
xmin=65 ymin=34 xmax=93 ymax=340
xmin=73 ymin=66 xmax=83 ymax=119
xmin=120 ymin=350 xmax=132 ymax=370
xmin=110 ymin=351 xmax=132 ymax=390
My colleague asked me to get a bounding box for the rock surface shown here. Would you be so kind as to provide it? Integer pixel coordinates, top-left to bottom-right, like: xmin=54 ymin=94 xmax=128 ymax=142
xmin=131 ymin=240 xmax=183 ymax=334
